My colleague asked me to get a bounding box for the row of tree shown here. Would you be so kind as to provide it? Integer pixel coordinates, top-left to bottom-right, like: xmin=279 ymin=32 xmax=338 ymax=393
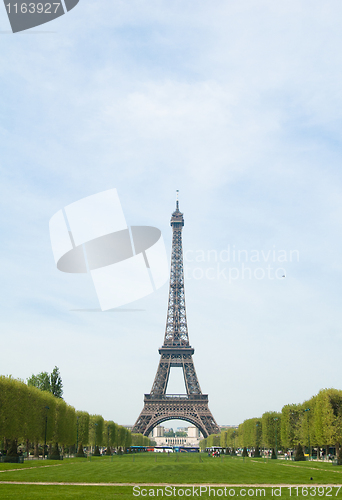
xmin=200 ymin=388 xmax=342 ymax=460
xmin=131 ymin=434 xmax=151 ymax=446
xmin=0 ymin=375 xmax=148 ymax=457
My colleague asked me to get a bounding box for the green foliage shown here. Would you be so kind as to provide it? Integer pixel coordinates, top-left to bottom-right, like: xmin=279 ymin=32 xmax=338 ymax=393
xmin=0 ymin=376 xmax=30 ymax=441
xmin=104 ymin=420 xmax=117 ymax=449
xmin=27 ymin=372 xmax=50 ymax=392
xmin=201 ymin=389 xmax=342 ymax=456
xmin=144 ymin=436 xmax=151 ymax=446
xmin=313 ymin=389 xmax=342 ymax=448
xmin=27 ymin=366 xmax=63 ymax=399
xmin=0 ymin=376 xmax=56 ymax=444
xmin=220 ymin=430 xmax=227 ymax=448
xmin=113 ymin=425 xmax=132 ymax=450
xmin=117 ymin=426 xmax=128 ymax=450
xmin=125 ymin=429 xmax=132 ymax=448
xmin=237 ymin=423 xmax=243 ymax=448
xmin=76 ymin=411 xmax=90 ymax=446
xmin=199 ymin=438 xmax=207 ymax=450
xmin=0 ymin=374 xmax=131 ymax=461
xmin=131 ymin=433 xmax=145 ymax=446
xmin=206 ymin=433 xmax=220 ymax=447
xmin=164 ymin=429 xmax=175 ymax=437
xmin=238 ymin=418 xmax=261 ymax=448
xmin=261 ymin=412 xmax=281 ymax=449
xmin=89 ymin=415 xmax=104 ymax=447
xmin=226 ymin=429 xmax=238 ymax=447
xmin=281 ymin=404 xmax=301 ymax=449
xmin=201 ymin=428 xmax=238 ymax=451
xmin=175 ymin=431 xmax=187 ymax=437
xmin=53 ymin=399 xmax=76 ymax=447
xmin=50 ymin=367 xmax=63 ymax=399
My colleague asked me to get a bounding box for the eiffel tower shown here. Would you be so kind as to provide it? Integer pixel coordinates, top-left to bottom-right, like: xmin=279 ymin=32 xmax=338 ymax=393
xmin=132 ymin=194 xmax=219 ymax=438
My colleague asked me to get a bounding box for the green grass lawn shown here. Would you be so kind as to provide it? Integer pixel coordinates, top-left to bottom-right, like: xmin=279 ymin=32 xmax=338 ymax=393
xmin=1 ymin=455 xmax=342 ymax=499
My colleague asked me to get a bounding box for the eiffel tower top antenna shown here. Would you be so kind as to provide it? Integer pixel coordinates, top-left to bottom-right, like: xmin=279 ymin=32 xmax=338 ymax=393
xmin=176 ymin=189 xmax=179 ymax=210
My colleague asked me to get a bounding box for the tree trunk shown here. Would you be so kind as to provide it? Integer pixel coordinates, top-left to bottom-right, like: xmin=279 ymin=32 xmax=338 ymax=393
xmin=76 ymin=442 xmax=85 ymax=457
xmin=7 ymin=440 xmax=18 ymax=457
xmin=4 ymin=438 xmax=10 ymax=455
xmin=336 ymin=443 xmax=342 ymax=465
xmin=51 ymin=442 xmax=60 ymax=459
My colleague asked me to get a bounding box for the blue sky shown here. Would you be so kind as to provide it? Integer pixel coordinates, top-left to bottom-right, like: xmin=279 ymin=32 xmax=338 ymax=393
xmin=1 ymin=0 xmax=342 ymax=428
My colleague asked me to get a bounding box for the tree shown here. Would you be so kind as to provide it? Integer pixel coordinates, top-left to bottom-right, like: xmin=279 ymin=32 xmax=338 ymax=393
xmin=76 ymin=411 xmax=90 ymax=455
xmin=51 ymin=398 xmax=75 ymax=457
xmin=313 ymin=388 xmax=342 ymax=461
xmin=125 ymin=429 xmax=132 ymax=449
xmin=0 ymin=375 xmax=129 ymax=462
xmin=27 ymin=366 xmax=63 ymax=399
xmin=0 ymin=376 xmax=57 ymax=458
xmin=89 ymin=415 xmax=104 ymax=455
xmin=131 ymin=433 xmax=144 ymax=446
xmin=104 ymin=420 xmax=117 ymax=454
xmin=220 ymin=430 xmax=228 ymax=450
xmin=27 ymin=372 xmax=50 ymax=392
xmin=199 ymin=438 xmax=207 ymax=451
xmin=164 ymin=429 xmax=175 ymax=437
xmin=261 ymin=412 xmax=282 ymax=450
xmin=50 ymin=367 xmax=63 ymax=398
xmin=207 ymin=434 xmax=220 ymax=447
xmin=143 ymin=436 xmax=152 ymax=446
xmin=226 ymin=429 xmax=238 ymax=449
xmin=238 ymin=418 xmax=261 ymax=449
xmin=314 ymin=389 xmax=336 ymax=453
xmin=117 ymin=426 xmax=128 ymax=452
xmin=281 ymin=404 xmax=301 ymax=450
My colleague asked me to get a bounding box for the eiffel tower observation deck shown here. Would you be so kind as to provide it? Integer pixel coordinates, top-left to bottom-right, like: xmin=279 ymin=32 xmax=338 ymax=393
xmin=132 ymin=193 xmax=219 ymax=438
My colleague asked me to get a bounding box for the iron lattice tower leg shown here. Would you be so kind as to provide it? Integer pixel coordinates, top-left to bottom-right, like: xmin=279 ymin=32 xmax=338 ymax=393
xmin=132 ymin=195 xmax=219 ymax=438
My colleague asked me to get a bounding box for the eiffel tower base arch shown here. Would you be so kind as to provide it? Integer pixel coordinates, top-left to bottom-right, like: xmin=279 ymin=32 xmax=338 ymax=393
xmin=133 ymin=394 xmax=219 ymax=438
